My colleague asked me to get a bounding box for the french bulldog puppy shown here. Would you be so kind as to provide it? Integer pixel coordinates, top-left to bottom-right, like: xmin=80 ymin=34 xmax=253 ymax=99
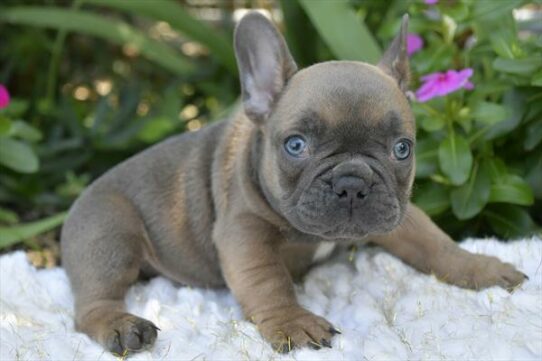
xmin=61 ymin=12 xmax=526 ymax=354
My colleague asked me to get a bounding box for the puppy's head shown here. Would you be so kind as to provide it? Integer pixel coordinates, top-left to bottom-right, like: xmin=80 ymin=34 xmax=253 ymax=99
xmin=235 ymin=13 xmax=415 ymax=240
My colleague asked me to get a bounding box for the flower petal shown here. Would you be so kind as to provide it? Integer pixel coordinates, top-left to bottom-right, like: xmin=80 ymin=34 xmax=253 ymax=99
xmin=416 ymin=80 xmax=439 ymax=102
xmin=407 ymin=33 xmax=424 ymax=56
xmin=0 ymin=84 xmax=10 ymax=109
xmin=416 ymin=68 xmax=474 ymax=101
xmin=420 ymin=72 xmax=443 ymax=82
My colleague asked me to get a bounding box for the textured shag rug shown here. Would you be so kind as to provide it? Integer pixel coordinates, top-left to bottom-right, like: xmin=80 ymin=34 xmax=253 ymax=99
xmin=0 ymin=237 xmax=541 ymax=361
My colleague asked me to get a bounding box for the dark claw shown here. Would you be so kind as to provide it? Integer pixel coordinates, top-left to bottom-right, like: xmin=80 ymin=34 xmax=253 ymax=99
xmin=329 ymin=327 xmax=341 ymax=335
xmin=308 ymin=341 xmax=321 ymax=350
xmin=320 ymin=338 xmax=332 ymax=348
xmin=110 ymin=330 xmax=124 ymax=356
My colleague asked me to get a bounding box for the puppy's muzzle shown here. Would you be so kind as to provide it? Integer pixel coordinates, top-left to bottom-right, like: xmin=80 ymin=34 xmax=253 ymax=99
xmin=332 ymin=159 xmax=374 ymax=207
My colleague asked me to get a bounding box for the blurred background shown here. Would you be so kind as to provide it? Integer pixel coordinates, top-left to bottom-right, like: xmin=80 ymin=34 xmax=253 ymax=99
xmin=0 ymin=0 xmax=541 ymax=266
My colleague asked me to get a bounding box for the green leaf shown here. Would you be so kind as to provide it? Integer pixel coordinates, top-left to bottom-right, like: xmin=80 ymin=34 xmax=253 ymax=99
xmin=524 ymin=153 xmax=542 ymax=200
xmin=489 ymin=174 xmax=534 ymax=206
xmin=84 ymin=0 xmax=236 ymax=74
xmin=415 ymin=137 xmax=439 ymax=178
xmin=0 ymin=99 xmax=29 ymax=118
xmin=485 ymin=205 xmax=538 ymax=238
xmin=413 ymin=182 xmax=450 ymax=216
xmin=489 ymin=32 xmax=516 ymax=59
xmin=524 ymin=118 xmax=542 ymax=151
xmin=450 ymin=162 xmax=491 ymax=220
xmin=280 ymin=0 xmax=319 ymax=66
xmin=0 ymin=212 xmax=67 ymax=249
xmin=531 ymin=69 xmax=542 ymax=86
xmin=438 ymin=133 xmax=472 ymax=185
xmin=412 ymin=102 xmax=445 ymax=132
xmin=137 ymin=117 xmax=175 ymax=143
xmin=420 ymin=116 xmax=445 ymax=132
xmin=472 ymin=101 xmax=508 ymax=125
xmin=0 ymin=117 xmax=11 ymax=135
xmin=0 ymin=138 xmax=39 ymax=173
xmin=486 ymin=157 xmax=508 ymax=182
xmin=0 ymin=6 xmax=194 ymax=76
xmin=414 ymin=43 xmax=454 ymax=74
xmin=493 ymin=57 xmax=542 ymax=76
xmin=298 ymin=0 xmax=381 ymax=63
xmin=473 ymin=0 xmax=524 ymax=22
xmin=9 ymin=120 xmax=42 ymax=142
xmin=486 ymin=18 xmax=521 ymax=59
xmin=447 ymin=2 xmax=469 ymax=22
xmin=483 ymin=89 xmax=525 ymax=140
xmin=0 ymin=207 xmax=19 ymax=225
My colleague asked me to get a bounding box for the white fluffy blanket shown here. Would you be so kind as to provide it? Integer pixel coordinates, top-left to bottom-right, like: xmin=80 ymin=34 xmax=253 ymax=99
xmin=1 ymin=238 xmax=541 ymax=360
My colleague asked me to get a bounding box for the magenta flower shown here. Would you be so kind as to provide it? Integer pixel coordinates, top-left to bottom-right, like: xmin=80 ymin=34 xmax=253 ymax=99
xmin=407 ymin=33 xmax=424 ymax=56
xmin=425 ymin=0 xmax=438 ymax=4
xmin=0 ymin=85 xmax=9 ymax=109
xmin=415 ymin=68 xmax=474 ymax=102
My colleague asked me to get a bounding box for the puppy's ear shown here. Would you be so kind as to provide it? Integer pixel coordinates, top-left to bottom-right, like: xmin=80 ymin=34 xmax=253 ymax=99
xmin=378 ymin=14 xmax=410 ymax=92
xmin=234 ymin=12 xmax=297 ymax=124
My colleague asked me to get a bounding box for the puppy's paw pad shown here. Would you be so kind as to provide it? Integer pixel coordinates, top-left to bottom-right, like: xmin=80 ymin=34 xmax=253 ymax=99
xmin=105 ymin=314 xmax=158 ymax=355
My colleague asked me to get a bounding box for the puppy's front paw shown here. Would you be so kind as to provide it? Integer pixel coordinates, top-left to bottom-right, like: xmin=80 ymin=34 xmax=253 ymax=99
xmin=100 ymin=313 xmax=159 ymax=355
xmin=471 ymin=255 xmax=527 ymax=292
xmin=257 ymin=307 xmax=338 ymax=353
xmin=457 ymin=254 xmax=527 ymax=292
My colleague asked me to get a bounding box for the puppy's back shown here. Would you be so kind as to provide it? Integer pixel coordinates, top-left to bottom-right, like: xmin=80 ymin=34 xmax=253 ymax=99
xmin=62 ymin=118 xmax=229 ymax=287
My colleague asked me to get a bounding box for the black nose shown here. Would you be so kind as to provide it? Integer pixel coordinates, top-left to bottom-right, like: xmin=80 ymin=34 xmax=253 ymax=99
xmin=333 ymin=176 xmax=370 ymax=202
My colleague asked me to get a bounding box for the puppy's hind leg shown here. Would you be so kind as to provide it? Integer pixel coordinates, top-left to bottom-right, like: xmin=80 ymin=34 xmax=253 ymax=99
xmin=61 ymin=193 xmax=158 ymax=355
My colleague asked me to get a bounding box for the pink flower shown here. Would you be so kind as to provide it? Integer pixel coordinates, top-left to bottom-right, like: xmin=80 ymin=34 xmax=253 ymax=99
xmin=0 ymin=85 xmax=9 ymax=109
xmin=415 ymin=68 xmax=474 ymax=102
xmin=407 ymin=33 xmax=424 ymax=56
xmin=425 ymin=0 xmax=438 ymax=4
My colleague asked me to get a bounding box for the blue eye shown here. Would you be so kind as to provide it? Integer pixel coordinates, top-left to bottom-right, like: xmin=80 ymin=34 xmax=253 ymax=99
xmin=284 ymin=135 xmax=307 ymax=157
xmin=393 ymin=139 xmax=411 ymax=160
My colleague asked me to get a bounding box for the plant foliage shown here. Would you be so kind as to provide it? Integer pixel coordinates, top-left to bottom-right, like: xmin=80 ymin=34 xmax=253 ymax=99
xmin=0 ymin=0 xmax=540 ymax=248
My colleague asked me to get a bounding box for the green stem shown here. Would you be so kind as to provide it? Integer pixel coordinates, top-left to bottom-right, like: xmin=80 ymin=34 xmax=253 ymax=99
xmin=417 ymin=102 xmax=442 ymax=119
xmin=45 ymin=30 xmax=67 ymax=104
xmin=446 ymin=107 xmax=455 ymax=139
xmin=468 ymin=124 xmax=492 ymax=144
xmin=45 ymin=0 xmax=84 ymax=104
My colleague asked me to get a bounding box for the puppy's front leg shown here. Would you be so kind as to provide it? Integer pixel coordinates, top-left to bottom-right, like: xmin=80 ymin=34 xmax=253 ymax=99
xmin=371 ymin=203 xmax=527 ymax=291
xmin=214 ymin=215 xmax=337 ymax=352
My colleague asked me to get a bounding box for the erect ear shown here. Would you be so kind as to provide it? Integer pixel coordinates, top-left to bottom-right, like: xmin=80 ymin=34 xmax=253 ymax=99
xmin=378 ymin=14 xmax=410 ymax=92
xmin=234 ymin=12 xmax=298 ymax=124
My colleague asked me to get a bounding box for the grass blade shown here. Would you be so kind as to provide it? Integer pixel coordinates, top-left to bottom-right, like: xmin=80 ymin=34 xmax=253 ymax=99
xmin=0 ymin=212 xmax=67 ymax=249
xmin=297 ymin=0 xmax=381 ymax=63
xmin=83 ymin=0 xmax=237 ymax=74
xmin=0 ymin=6 xmax=194 ymax=76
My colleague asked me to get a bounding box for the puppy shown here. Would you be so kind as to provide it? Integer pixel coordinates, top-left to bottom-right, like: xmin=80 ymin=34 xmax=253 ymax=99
xmin=61 ymin=12 xmax=526 ymax=354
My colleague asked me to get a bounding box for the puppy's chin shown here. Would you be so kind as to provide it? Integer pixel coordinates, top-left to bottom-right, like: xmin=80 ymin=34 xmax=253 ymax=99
xmin=283 ymin=179 xmax=406 ymax=241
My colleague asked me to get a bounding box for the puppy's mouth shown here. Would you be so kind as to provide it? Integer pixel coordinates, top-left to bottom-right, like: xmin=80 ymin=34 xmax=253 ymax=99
xmin=285 ymin=177 xmax=404 ymax=241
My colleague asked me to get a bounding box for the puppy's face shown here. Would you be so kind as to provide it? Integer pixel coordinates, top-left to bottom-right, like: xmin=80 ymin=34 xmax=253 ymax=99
xmin=259 ymin=63 xmax=415 ymax=240
xmin=234 ymin=13 xmax=414 ymax=240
